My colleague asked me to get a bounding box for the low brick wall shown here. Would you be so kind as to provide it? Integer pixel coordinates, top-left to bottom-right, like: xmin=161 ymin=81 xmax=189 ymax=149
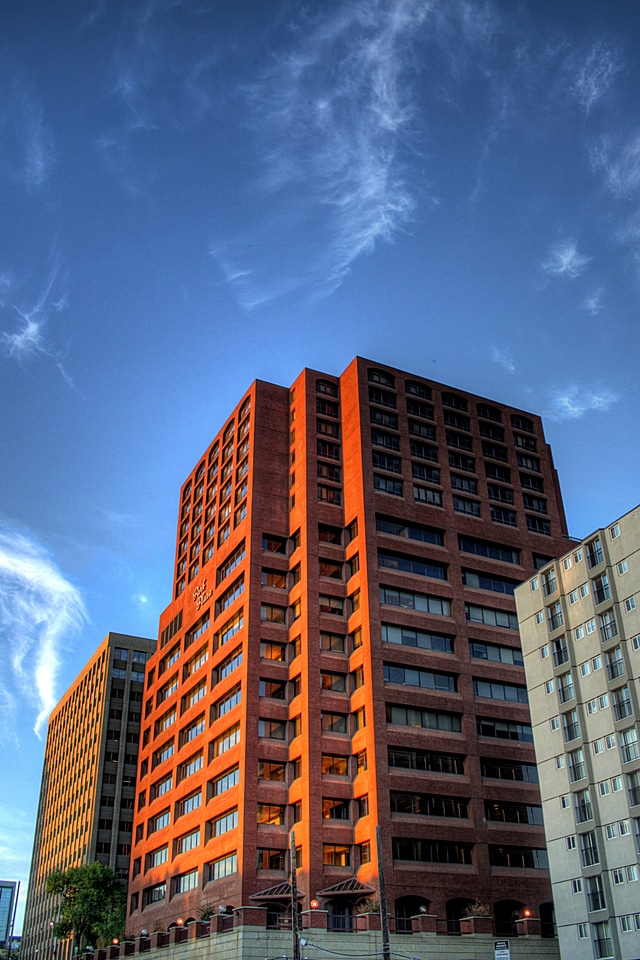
xmin=97 ymin=917 xmax=560 ymax=960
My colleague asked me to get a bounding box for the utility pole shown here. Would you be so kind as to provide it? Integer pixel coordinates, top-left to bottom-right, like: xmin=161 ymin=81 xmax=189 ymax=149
xmin=290 ymin=832 xmax=300 ymax=960
xmin=376 ymin=826 xmax=390 ymax=960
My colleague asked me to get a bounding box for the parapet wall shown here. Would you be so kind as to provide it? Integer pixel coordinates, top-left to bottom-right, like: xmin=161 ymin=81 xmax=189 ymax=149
xmin=97 ymin=916 xmax=560 ymax=960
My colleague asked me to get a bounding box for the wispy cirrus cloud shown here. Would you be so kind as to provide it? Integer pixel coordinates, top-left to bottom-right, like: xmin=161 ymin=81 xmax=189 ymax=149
xmin=541 ymin=240 xmax=592 ymax=279
xmin=1 ymin=258 xmax=75 ymax=385
xmin=93 ymin=1 xmax=227 ymax=193
xmin=548 ymin=385 xmax=618 ymax=421
xmin=582 ymin=288 xmax=604 ymax=315
xmin=0 ymin=60 xmax=55 ymax=191
xmin=492 ymin=346 xmax=515 ymax=373
xmin=589 ymin=132 xmax=640 ymax=279
xmin=591 ymin=132 xmax=640 ymax=201
xmin=568 ymin=39 xmax=623 ymax=117
xmin=245 ymin=0 xmax=430 ymax=294
xmin=0 ymin=523 xmax=87 ymax=742
xmin=215 ymin=0 xmax=501 ymax=306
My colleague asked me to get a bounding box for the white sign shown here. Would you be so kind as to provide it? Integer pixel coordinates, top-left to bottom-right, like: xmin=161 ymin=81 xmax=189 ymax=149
xmin=494 ymin=940 xmax=510 ymax=960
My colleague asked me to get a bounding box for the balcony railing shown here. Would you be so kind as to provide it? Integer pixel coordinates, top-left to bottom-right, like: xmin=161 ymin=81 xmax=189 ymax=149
xmin=593 ymin=938 xmax=613 ymax=960
xmin=621 ymin=743 xmax=640 ymax=764
xmin=599 ymin=621 xmax=618 ymax=643
xmin=587 ymin=547 xmax=604 ymax=569
xmin=581 ymin=846 xmax=598 ymax=867
xmin=548 ymin=612 xmax=564 ymax=631
xmin=553 ymin=648 xmax=569 ymax=667
xmin=543 ymin=579 xmax=557 ymax=597
xmin=564 ymin=722 xmax=580 ymax=743
xmin=606 ymin=660 xmax=624 ymax=680
xmin=575 ymin=801 xmax=593 ymax=822
xmin=587 ymin=891 xmax=605 ymax=912
xmin=558 ymin=684 xmax=575 ymax=704
xmin=569 ymin=762 xmax=586 ymax=781
xmin=593 ymin=585 xmax=611 ymax=604
xmin=613 ymin=699 xmax=632 ymax=721
xmin=628 ymin=786 xmax=640 ymax=807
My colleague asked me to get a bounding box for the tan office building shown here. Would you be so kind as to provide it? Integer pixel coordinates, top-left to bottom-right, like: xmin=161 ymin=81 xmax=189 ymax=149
xmin=22 ymin=632 xmax=155 ymax=960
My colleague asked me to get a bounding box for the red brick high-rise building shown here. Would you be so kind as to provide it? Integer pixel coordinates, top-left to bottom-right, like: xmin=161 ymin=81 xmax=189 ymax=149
xmin=127 ymin=358 xmax=573 ymax=937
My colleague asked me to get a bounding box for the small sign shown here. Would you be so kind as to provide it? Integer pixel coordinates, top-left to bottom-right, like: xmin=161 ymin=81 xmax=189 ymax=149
xmin=494 ymin=940 xmax=510 ymax=960
xmin=193 ymin=578 xmax=213 ymax=610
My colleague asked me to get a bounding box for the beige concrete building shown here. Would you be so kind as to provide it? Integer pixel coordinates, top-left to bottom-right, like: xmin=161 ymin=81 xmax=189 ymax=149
xmin=515 ymin=505 xmax=640 ymax=960
xmin=22 ymin=632 xmax=155 ymax=960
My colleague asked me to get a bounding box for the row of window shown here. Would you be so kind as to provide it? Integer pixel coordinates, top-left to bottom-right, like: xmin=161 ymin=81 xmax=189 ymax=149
xmin=373 ymin=440 xmax=543 ymax=477
xmin=387 ymin=713 xmax=534 ymax=744
xmin=560 ymin=772 xmax=640 ymax=824
xmin=137 ymin=838 xmax=543 ymax=881
xmin=390 ymin=839 xmax=547 ymax=869
xmin=154 ymin=700 xmax=528 ymax=748
xmin=152 ymin=646 xmax=528 ymax=762
xmin=534 ymin=561 xmax=634 ymax=612
xmin=177 ymin=402 xmax=251 ymax=592
xmin=367 ymin=368 xmax=535 ymax=433
xmin=374 ymin=469 xmax=549 ymax=529
xmin=372 ymin=424 xmax=539 ymax=461
xmin=311 ymin=389 xmax=343 ymax=511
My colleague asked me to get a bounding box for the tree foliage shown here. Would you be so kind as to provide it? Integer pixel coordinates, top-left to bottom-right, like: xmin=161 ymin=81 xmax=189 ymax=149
xmin=46 ymin=863 xmax=126 ymax=947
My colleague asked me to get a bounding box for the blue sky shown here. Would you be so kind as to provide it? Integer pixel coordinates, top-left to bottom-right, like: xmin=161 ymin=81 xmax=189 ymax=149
xmin=2 ymin=0 xmax=640 ymax=928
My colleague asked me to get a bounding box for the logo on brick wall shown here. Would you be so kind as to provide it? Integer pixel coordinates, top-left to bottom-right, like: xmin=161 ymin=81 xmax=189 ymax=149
xmin=193 ymin=578 xmax=213 ymax=610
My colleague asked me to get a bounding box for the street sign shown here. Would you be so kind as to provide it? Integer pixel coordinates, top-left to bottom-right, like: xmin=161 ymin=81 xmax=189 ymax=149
xmin=494 ymin=940 xmax=510 ymax=960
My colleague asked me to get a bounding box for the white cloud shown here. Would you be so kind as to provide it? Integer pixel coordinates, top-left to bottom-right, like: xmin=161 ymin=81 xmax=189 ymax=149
xmin=251 ymin=0 xmax=429 ymax=284
xmin=1 ymin=259 xmax=75 ymax=385
xmin=0 ymin=524 xmax=87 ymax=742
xmin=217 ymin=0 xmax=500 ymax=307
xmin=591 ymin=133 xmax=640 ymax=201
xmin=582 ymin=288 xmax=604 ymax=315
xmin=1 ymin=262 xmax=61 ymax=362
xmin=2 ymin=316 xmax=46 ymax=361
xmin=548 ymin=385 xmax=618 ymax=421
xmin=569 ymin=39 xmax=622 ymax=116
xmin=589 ymin=135 xmax=640 ymax=280
xmin=492 ymin=346 xmax=515 ymax=373
xmin=541 ymin=240 xmax=592 ymax=279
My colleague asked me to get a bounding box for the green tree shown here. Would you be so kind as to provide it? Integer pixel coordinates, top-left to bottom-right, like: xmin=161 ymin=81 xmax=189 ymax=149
xmin=46 ymin=863 xmax=126 ymax=949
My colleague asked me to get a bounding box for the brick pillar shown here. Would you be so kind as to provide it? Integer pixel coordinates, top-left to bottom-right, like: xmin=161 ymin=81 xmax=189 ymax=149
xmin=515 ymin=917 xmax=542 ymax=937
xmin=410 ymin=914 xmax=438 ymax=934
xmin=300 ymin=910 xmax=328 ymax=930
